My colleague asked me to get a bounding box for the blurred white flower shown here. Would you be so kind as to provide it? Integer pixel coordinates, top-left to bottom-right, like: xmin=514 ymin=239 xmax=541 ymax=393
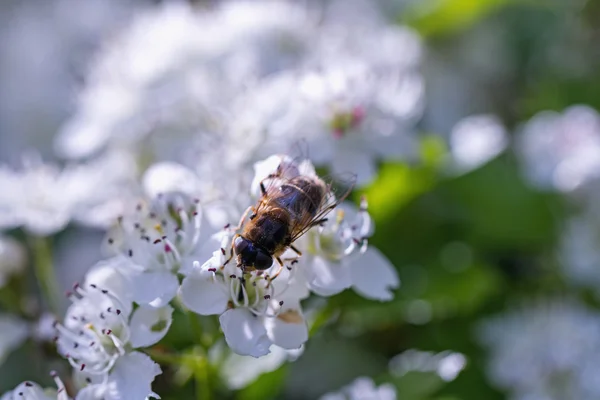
xmin=517 ymin=105 xmax=600 ymax=192
xmin=320 ymin=376 xmax=396 ymax=400
xmin=55 ymin=0 xmax=424 ymax=190
xmin=477 ymin=300 xmax=600 ymax=400
xmin=389 ymin=349 xmax=467 ymax=382
xmin=180 ymin=231 xmax=309 ymax=358
xmin=0 ymin=235 xmax=26 ymax=287
xmin=560 ymin=213 xmax=600 ymax=293
xmin=0 ymin=151 xmax=137 ymax=235
xmin=54 ymin=267 xmax=167 ymax=395
xmin=0 ymin=372 xmax=68 ymax=400
xmin=55 ymin=0 xmax=314 ymax=163
xmin=448 ymin=114 xmax=508 ymax=174
xmin=0 ymin=0 xmax=142 ymax=161
xmin=0 ymin=314 xmax=28 ymax=366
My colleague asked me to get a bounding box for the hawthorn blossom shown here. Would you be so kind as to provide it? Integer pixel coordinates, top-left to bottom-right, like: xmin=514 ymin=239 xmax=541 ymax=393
xmin=53 ymin=265 xmax=167 ymax=398
xmin=54 ymin=1 xmax=314 ymax=163
xmin=0 ymin=373 xmax=69 ymax=400
xmin=477 ymin=299 xmax=600 ymax=400
xmin=180 ymin=232 xmax=309 ymax=358
xmin=103 ymin=191 xmax=211 ymax=307
xmin=0 ymin=151 xmax=137 ymax=235
xmin=320 ymin=377 xmax=396 ymax=400
xmin=0 ymin=235 xmax=26 ymax=287
xmin=516 ymin=105 xmax=600 ymax=192
xmin=447 ymin=114 xmax=508 ymax=174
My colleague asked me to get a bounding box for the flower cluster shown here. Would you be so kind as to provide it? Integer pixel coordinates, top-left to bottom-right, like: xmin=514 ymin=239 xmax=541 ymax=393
xmin=0 ymin=0 xmax=412 ymax=397
xmin=477 ymin=300 xmax=600 ymax=400
xmin=55 ymin=0 xmax=424 ymax=188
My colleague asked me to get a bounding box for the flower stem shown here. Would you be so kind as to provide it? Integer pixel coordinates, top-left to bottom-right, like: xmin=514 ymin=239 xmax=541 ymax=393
xmin=28 ymin=235 xmax=61 ymax=315
xmin=194 ymin=349 xmax=212 ymax=400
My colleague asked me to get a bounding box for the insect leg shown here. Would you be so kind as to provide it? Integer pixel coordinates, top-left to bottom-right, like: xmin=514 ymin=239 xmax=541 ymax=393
xmin=232 ymin=206 xmax=254 ymax=231
xmin=290 ymin=245 xmax=303 ymax=256
xmin=221 ymin=233 xmax=240 ymax=269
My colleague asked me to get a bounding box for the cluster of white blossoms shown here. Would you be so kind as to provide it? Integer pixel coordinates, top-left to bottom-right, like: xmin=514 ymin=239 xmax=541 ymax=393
xmin=477 ymin=300 xmax=600 ymax=400
xmin=0 ymin=0 xmax=419 ymax=397
xmin=54 ymin=0 xmax=424 ymax=188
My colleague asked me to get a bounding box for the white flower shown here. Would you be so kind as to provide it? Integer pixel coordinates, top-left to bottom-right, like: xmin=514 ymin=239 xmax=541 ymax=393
xmin=179 ymin=232 xmax=308 ymax=358
xmin=54 ymin=1 xmax=314 ymax=163
xmin=53 ymin=269 xmax=168 ymax=394
xmin=517 ymin=105 xmax=600 ymax=192
xmin=298 ymin=200 xmax=399 ymax=301
xmin=477 ymin=299 xmax=600 ymax=400
xmin=74 ymin=352 xmax=161 ymax=400
xmin=0 ymin=151 xmax=137 ymax=235
xmin=448 ymin=114 xmax=508 ymax=174
xmin=0 ymin=373 xmax=69 ymax=400
xmin=0 ymin=314 xmax=28 ymax=366
xmin=320 ymin=377 xmax=396 ymax=400
xmin=0 ymin=235 xmax=26 ymax=287
xmin=104 ymin=192 xmax=211 ymax=307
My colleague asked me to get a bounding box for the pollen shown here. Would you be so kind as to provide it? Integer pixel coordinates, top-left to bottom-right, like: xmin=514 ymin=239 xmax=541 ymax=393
xmin=277 ymin=309 xmax=303 ymax=324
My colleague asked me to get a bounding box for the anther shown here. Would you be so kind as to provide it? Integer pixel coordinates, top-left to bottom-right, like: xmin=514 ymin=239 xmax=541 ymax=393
xmin=128 ymin=249 xmax=133 ymax=257
xmin=80 ymin=364 xmax=86 ymax=371
xmin=153 ymin=239 xmax=161 ymax=244
xmin=108 ymin=238 xmax=114 ymax=244
xmin=50 ymin=371 xmax=57 ymax=378
xmin=279 ymin=301 xmax=284 ymax=306
xmin=221 ymin=248 xmax=226 ymax=255
xmin=264 ymin=295 xmax=271 ymax=300
xmin=25 ymin=382 xmax=32 ymax=387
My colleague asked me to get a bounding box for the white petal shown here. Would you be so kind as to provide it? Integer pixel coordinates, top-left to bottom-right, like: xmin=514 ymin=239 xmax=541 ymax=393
xmin=349 ymin=247 xmax=399 ymax=301
xmin=142 ymin=162 xmax=200 ymax=198
xmin=128 ymin=270 xmax=179 ymax=308
xmin=103 ymin=352 xmax=162 ymax=400
xmin=84 ymin=258 xmax=133 ymax=311
xmin=220 ymin=308 xmax=272 ymax=358
xmin=129 ymin=305 xmax=174 ymax=348
xmin=0 ymin=315 xmax=28 ymax=365
xmin=305 ymin=256 xmax=352 ymax=297
xmin=264 ymin=303 xmax=308 ymax=350
xmin=179 ymin=271 xmax=229 ymax=315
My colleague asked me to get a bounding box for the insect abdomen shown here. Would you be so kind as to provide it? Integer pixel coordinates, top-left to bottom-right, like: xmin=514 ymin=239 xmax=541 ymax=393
xmin=275 ymin=176 xmax=325 ymax=219
xmin=244 ymin=211 xmax=290 ymax=254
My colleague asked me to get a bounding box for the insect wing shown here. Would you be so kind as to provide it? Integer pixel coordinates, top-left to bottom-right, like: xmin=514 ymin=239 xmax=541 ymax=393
xmin=288 ymin=172 xmax=356 ymax=243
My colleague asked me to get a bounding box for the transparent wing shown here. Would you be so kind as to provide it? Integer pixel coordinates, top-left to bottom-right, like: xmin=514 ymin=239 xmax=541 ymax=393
xmin=287 ymin=172 xmax=356 ymax=243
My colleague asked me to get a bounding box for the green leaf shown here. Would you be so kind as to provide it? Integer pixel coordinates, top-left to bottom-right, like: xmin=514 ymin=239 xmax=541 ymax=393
xmin=403 ymin=0 xmax=517 ymax=37
xmin=237 ymin=364 xmax=288 ymax=400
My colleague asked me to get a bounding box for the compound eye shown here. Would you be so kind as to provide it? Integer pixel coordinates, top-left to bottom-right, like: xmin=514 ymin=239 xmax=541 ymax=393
xmin=254 ymin=250 xmax=273 ymax=270
xmin=234 ymin=236 xmax=249 ymax=255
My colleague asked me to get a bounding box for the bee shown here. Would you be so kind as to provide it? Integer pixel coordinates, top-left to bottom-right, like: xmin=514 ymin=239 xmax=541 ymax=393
xmin=224 ymin=155 xmax=355 ymax=273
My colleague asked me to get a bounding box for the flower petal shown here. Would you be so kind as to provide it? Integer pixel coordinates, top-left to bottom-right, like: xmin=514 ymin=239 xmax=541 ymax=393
xmin=104 ymin=352 xmax=162 ymax=400
xmin=220 ymin=308 xmax=272 ymax=358
xmin=179 ymin=271 xmax=229 ymax=316
xmin=304 ymin=256 xmax=352 ymax=297
xmin=129 ymin=305 xmax=174 ymax=348
xmin=221 ymin=345 xmax=291 ymax=389
xmin=142 ymin=162 xmax=200 ymax=198
xmin=128 ymin=270 xmax=179 ymax=308
xmin=349 ymin=247 xmax=399 ymax=301
xmin=264 ymin=301 xmax=308 ymax=350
